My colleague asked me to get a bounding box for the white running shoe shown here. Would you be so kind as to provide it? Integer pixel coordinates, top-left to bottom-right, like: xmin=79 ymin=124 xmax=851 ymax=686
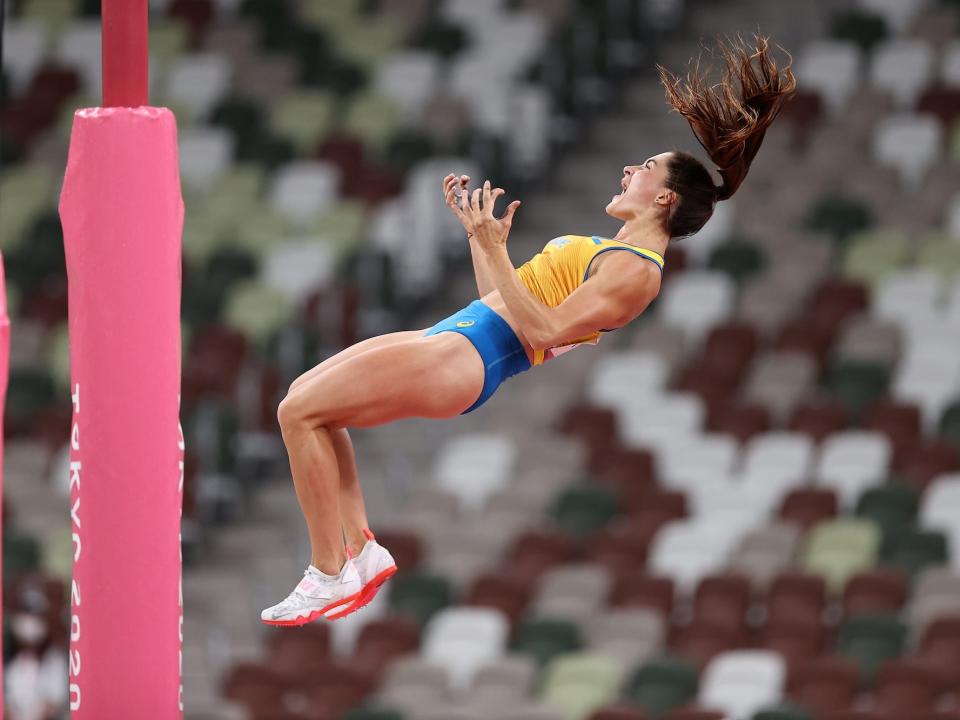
xmin=260 ymin=558 xmax=361 ymax=626
xmin=340 ymin=529 xmax=398 ymax=616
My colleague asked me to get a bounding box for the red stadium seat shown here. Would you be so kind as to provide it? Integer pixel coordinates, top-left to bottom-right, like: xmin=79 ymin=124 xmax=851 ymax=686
xmin=895 ymin=440 xmax=960 ymax=492
xmin=465 ymin=573 xmax=533 ymax=628
xmin=222 ymin=662 xmax=289 ymax=713
xmin=779 ymin=488 xmax=839 ymax=530
xmin=612 ymin=572 xmax=675 ymax=617
xmin=874 ymin=658 xmax=943 ymax=714
xmin=663 ymin=709 xmax=727 ymax=720
xmin=863 ymin=400 xmax=922 ymax=462
xmin=916 ymin=87 xmax=960 ymax=126
xmin=302 ymin=662 xmax=377 ymax=718
xmin=670 ymin=619 xmax=745 ymax=670
xmin=842 ymin=570 xmax=908 ymax=615
xmin=586 ymin=523 xmax=657 ymax=575
xmin=673 ymin=360 xmax=733 ymax=421
xmin=594 ymin=447 xmax=658 ymax=494
xmin=789 ymin=399 xmax=849 ymax=442
xmin=627 ymin=489 xmax=688 ymax=527
xmin=267 ymin=624 xmax=330 ymax=685
xmin=787 ymin=655 xmax=861 ymax=714
xmin=759 ymin=613 xmax=827 ymax=671
xmin=558 ymin=403 xmax=620 ymax=472
xmin=508 ymin=529 xmax=577 ymax=581
xmin=589 ymin=706 xmax=651 ymax=720
xmin=775 ymin=320 xmax=834 ymax=368
xmin=703 ymin=321 xmax=759 ymax=386
xmin=372 ymin=529 xmax=423 ymax=575
xmin=352 ymin=617 xmax=420 ymax=672
xmin=692 ymin=575 xmax=752 ymax=632
xmin=917 ymin=617 xmax=960 ymax=686
xmin=809 ymin=279 xmax=869 ymax=329
xmin=767 ymin=572 xmax=827 ymax=626
xmin=780 ymin=89 xmax=824 ymax=143
xmin=709 ymin=402 xmax=771 ymax=444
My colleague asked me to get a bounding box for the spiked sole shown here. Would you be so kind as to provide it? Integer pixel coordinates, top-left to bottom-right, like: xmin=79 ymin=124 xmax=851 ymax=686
xmin=260 ymin=591 xmax=360 ymax=627
xmin=325 ymin=565 xmax=397 ymax=621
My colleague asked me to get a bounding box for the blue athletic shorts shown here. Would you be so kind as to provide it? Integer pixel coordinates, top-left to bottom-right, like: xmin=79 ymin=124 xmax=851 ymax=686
xmin=423 ymin=299 xmax=532 ymax=414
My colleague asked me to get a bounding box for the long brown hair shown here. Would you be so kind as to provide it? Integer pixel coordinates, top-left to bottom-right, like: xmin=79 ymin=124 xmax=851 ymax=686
xmin=656 ymin=34 xmax=796 ymax=239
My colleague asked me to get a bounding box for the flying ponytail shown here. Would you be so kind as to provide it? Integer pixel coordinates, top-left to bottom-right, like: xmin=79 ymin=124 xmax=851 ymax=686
xmin=658 ymin=34 xmax=796 ymax=202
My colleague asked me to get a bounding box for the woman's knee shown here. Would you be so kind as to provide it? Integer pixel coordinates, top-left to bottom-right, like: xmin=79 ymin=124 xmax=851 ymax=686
xmin=278 ymin=393 xmax=313 ymax=431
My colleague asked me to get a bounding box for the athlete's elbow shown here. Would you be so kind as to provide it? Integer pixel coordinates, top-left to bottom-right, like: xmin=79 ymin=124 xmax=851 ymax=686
xmin=528 ymin=322 xmax=556 ymax=351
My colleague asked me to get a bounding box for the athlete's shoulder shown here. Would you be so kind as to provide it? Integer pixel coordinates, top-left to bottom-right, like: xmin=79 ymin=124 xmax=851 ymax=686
xmin=544 ymin=234 xmax=591 ymax=249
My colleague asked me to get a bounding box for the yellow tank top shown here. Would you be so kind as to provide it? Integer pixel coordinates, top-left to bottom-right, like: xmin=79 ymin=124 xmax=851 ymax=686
xmin=515 ymin=234 xmax=665 ymax=366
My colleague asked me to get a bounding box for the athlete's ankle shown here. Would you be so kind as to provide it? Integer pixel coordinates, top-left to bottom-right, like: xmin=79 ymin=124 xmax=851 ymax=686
xmin=345 ymin=527 xmax=374 ymax=558
xmin=311 ymin=551 xmax=348 ymax=576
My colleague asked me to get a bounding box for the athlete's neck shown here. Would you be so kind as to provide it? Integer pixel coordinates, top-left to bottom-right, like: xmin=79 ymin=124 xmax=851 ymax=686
xmin=611 ymin=215 xmax=670 ymax=258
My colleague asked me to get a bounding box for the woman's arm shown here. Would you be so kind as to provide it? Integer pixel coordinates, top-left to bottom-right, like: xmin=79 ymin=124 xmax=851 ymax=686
xmin=466 ymin=180 xmax=657 ymax=350
xmin=466 ymin=231 xmax=496 ymax=297
xmin=443 ymin=173 xmax=495 ymax=297
xmin=484 ymin=245 xmax=653 ymax=349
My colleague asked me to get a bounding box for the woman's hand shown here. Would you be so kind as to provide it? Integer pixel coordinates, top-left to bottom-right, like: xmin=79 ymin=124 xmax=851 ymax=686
xmin=460 ymin=179 xmax=521 ymax=254
xmin=442 ymin=173 xmax=475 ymax=235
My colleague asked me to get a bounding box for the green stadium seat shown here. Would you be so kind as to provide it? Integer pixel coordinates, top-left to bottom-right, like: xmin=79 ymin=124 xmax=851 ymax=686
xmin=311 ymin=200 xmax=368 ymax=259
xmin=841 ymin=230 xmax=909 ymax=286
xmin=513 ymin=618 xmax=583 ymax=666
xmin=300 ymin=0 xmax=363 ymax=32
xmin=551 ymin=485 xmax=618 ymax=538
xmin=386 ymin=130 xmax=437 ymax=173
xmin=708 ymin=240 xmax=767 ymax=283
xmin=210 ymin=95 xmax=266 ymax=156
xmin=222 ymin=279 xmax=292 ymax=344
xmin=804 ymin=194 xmax=874 ymax=244
xmin=836 ymin=614 xmax=906 ymax=681
xmin=21 ymin=0 xmax=75 ymax=30
xmin=880 ymin=527 xmax=948 ymax=576
xmin=46 ymin=322 xmax=70 ymax=391
xmin=916 ymin=234 xmax=960 ymax=279
xmin=802 ymin=519 xmax=881 ymax=593
xmin=269 ymin=90 xmax=337 ymax=154
xmin=343 ymin=91 xmax=403 ymax=155
xmin=0 ymin=167 xmax=55 ymax=252
xmin=149 ymin=19 xmax=190 ymax=70
xmin=182 ymin=397 xmax=240 ymax=475
xmin=825 ymin=360 xmax=889 ymax=417
xmin=752 ymin=706 xmax=813 ymax=720
xmin=6 ymin=367 xmax=56 ymax=433
xmin=830 ymin=9 xmax=889 ymax=51
xmin=3 ymin=528 xmax=41 ymax=584
xmin=541 ymin=653 xmax=622 ymax=720
xmin=333 ymin=16 xmax=404 ymax=70
xmin=939 ymin=400 xmax=960 ymax=446
xmin=388 ymin=573 xmax=452 ymax=626
xmin=855 ymin=485 xmax=918 ymax=536
xmin=625 ymin=657 xmax=699 ymax=718
xmin=411 ymin=17 xmax=469 ymax=58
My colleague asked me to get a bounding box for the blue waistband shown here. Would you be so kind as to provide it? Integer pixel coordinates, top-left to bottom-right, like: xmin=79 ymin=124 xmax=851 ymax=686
xmin=424 ymin=300 xmax=531 ymax=412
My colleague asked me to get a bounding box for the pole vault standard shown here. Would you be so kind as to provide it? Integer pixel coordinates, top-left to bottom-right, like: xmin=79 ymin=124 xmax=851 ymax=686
xmin=0 ymin=253 xmax=10 ymax=713
xmin=58 ymin=0 xmax=185 ymax=715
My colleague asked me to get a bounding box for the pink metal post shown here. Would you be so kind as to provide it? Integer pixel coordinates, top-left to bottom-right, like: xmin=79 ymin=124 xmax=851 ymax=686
xmin=58 ymin=1 xmax=185 ymax=716
xmin=101 ymin=0 xmax=149 ymax=107
xmin=0 ymin=253 xmax=10 ymax=715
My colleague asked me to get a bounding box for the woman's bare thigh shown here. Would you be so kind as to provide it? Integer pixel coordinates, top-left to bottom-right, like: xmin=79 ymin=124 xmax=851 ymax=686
xmin=288 ymin=328 xmax=430 ymax=394
xmin=280 ymin=332 xmax=485 ymax=429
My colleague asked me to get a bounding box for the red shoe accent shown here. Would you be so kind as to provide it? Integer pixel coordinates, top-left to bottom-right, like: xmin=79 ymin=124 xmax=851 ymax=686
xmin=260 ymin=591 xmax=360 ymax=627
xmin=325 ymin=565 xmax=397 ymax=621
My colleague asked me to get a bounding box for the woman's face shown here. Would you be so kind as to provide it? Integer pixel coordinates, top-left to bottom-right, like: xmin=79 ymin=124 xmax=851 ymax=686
xmin=606 ymin=151 xmax=674 ymax=221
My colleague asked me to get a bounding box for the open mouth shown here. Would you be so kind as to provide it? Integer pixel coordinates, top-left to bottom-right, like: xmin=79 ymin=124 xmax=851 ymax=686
xmin=611 ymin=180 xmax=627 ymax=202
